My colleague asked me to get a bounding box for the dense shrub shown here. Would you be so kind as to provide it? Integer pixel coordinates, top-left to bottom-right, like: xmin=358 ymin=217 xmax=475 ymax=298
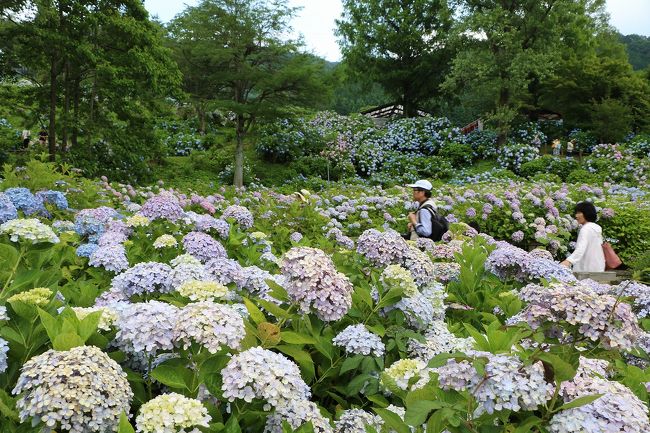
xmin=520 ymin=155 xmax=579 ymax=181
xmin=439 ymin=142 xmax=474 ymax=167
xmin=256 ymin=119 xmax=328 ymax=163
xmin=496 ymin=142 xmax=539 ymax=173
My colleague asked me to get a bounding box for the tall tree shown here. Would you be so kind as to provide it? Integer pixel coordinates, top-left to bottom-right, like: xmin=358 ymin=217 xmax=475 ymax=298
xmin=444 ymin=0 xmax=608 ymax=143
xmin=336 ymin=0 xmax=455 ymax=117
xmin=0 ymin=0 xmax=180 ymax=177
xmin=168 ymin=0 xmax=329 ymax=187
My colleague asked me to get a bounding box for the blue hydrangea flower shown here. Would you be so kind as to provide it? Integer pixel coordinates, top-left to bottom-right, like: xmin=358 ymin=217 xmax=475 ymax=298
xmin=35 ymin=190 xmax=68 ymax=210
xmin=76 ymin=243 xmax=99 ymax=258
xmin=0 ymin=193 xmax=18 ymax=223
xmin=4 ymin=187 xmax=46 ymax=216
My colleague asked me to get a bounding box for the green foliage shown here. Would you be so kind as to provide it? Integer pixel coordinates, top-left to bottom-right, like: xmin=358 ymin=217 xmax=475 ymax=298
xmin=520 ymin=155 xmax=579 ymax=181
xmin=589 ymin=98 xmax=634 ymax=143
xmin=620 ymin=33 xmax=650 ymax=70
xmin=337 ymin=0 xmax=455 ymax=115
xmin=438 ymin=143 xmax=474 ymax=167
xmin=167 ymin=0 xmax=331 ymax=186
xmin=600 ymin=204 xmax=650 ymax=264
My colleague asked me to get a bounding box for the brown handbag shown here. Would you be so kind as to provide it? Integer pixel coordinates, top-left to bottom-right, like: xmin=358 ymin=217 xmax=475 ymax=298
xmin=602 ymin=242 xmax=622 ymax=270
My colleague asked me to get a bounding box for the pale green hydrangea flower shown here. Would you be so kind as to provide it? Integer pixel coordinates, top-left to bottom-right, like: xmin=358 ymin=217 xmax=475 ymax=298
xmin=0 ymin=218 xmax=59 ymax=244
xmin=135 ymin=393 xmax=210 ymax=433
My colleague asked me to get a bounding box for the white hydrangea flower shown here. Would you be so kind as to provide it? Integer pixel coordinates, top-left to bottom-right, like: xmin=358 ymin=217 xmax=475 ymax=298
xmin=153 ymin=234 xmax=178 ymax=249
xmin=0 ymin=305 xmax=8 ymax=321
xmin=0 ymin=218 xmax=59 ymax=243
xmin=0 ymin=338 xmax=8 ymax=373
xmin=176 ymin=279 xmax=229 ymax=301
xmin=221 ymin=347 xmax=311 ymax=409
xmin=408 ymin=320 xmax=474 ymax=362
xmin=264 ymin=400 xmax=333 ymax=433
xmin=72 ymin=306 xmax=118 ymax=331
xmin=170 ymin=253 xmax=202 ymax=267
xmin=436 ymin=351 xmax=554 ymax=415
xmin=136 ymin=393 xmax=211 ymax=433
xmin=334 ymin=409 xmax=383 ymax=433
xmin=332 ymin=324 xmax=385 ymax=357
xmin=113 ymin=301 xmax=179 ymax=355
xmin=174 ymin=301 xmax=245 ymax=353
xmin=381 ymin=358 xmax=430 ymax=392
xmin=13 ymin=345 xmax=133 ymax=433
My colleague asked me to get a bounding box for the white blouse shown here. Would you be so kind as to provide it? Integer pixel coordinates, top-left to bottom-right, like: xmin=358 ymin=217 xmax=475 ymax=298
xmin=566 ymin=222 xmax=606 ymax=272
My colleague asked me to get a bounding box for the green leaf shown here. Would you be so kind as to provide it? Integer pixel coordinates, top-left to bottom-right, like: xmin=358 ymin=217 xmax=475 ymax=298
xmin=0 ymin=389 xmax=19 ymax=422
xmin=340 ymin=355 xmax=364 ymax=374
xmin=257 ymin=299 xmax=291 ymax=319
xmin=150 ymin=364 xmax=192 ymax=390
xmin=538 ymin=353 xmax=576 ymax=383
xmin=266 ymin=279 xmax=289 ymax=302
xmin=354 ymin=285 xmax=373 ymax=307
xmin=78 ymin=311 xmax=102 ymax=342
xmin=281 ymin=331 xmax=316 ymax=345
xmin=242 ymin=297 xmax=266 ymax=325
xmin=513 ymin=415 xmax=543 ymax=433
xmin=555 ymin=394 xmax=602 ymax=412
xmin=224 ymin=415 xmax=242 ymax=433
xmin=52 ymin=333 xmax=84 ymax=351
xmin=37 ymin=308 xmax=60 ymax=343
xmin=374 ymin=407 xmax=410 ymax=433
xmin=405 ymin=401 xmax=443 ymax=427
xmin=118 ymin=412 xmax=135 ymax=433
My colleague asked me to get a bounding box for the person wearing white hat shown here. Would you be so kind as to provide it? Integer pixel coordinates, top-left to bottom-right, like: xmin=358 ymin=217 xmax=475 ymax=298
xmin=405 ymin=179 xmax=440 ymax=240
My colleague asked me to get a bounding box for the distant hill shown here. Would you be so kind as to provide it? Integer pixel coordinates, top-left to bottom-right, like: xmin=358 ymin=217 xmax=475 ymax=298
xmin=620 ymin=33 xmax=650 ymax=70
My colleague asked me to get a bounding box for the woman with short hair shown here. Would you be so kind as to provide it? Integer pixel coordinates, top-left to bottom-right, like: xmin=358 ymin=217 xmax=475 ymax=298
xmin=560 ymin=201 xmax=605 ymax=272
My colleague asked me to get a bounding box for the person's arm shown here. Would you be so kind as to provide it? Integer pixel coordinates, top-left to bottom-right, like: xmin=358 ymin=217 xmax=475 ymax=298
xmin=415 ymin=208 xmax=433 ymax=237
xmin=564 ymin=225 xmax=590 ymax=266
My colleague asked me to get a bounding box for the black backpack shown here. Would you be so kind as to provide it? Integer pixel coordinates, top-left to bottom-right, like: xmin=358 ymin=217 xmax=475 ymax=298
xmin=419 ymin=204 xmax=449 ymax=241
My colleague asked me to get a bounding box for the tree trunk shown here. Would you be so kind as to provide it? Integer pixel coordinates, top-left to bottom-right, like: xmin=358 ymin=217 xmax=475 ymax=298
xmin=198 ymin=103 xmax=206 ymax=135
xmin=48 ymin=56 xmax=58 ymax=162
xmin=496 ymin=85 xmax=510 ymax=146
xmin=233 ymin=114 xmax=245 ymax=188
xmin=61 ymin=61 xmax=70 ymax=153
xmin=71 ymin=76 xmax=80 ymax=148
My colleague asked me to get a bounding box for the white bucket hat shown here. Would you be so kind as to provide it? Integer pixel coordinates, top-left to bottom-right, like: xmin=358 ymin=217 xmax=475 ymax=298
xmin=405 ymin=179 xmax=432 ymax=191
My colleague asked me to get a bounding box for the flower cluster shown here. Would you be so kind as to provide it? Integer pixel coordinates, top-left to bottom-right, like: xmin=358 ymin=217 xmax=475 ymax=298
xmin=204 ymin=257 xmax=247 ymax=286
xmin=135 ymin=393 xmax=211 ymax=433
xmin=113 ymin=301 xmax=179 ymax=354
xmin=510 ymin=282 xmax=640 ymax=349
xmin=0 ymin=192 xmax=18 ymax=223
xmin=8 ymin=287 xmax=53 ymax=306
xmin=380 ymin=265 xmax=418 ymax=297
xmin=176 ymin=279 xmax=229 ymax=301
xmin=221 ymin=347 xmax=311 ymax=409
xmin=13 ymin=345 xmax=132 ymax=433
xmin=3 ymin=187 xmax=45 ymax=216
xmin=0 ymin=218 xmax=59 ymax=243
xmin=125 ymin=214 xmax=150 ymax=227
xmin=436 ymin=351 xmax=553 ymax=415
xmin=334 ymin=409 xmax=383 ymax=433
xmin=0 ymin=337 xmax=8 ymax=373
xmin=88 ymin=243 xmax=129 ymax=273
xmin=182 ymin=231 xmax=227 ymax=263
xmin=36 ymin=190 xmax=69 ymax=210
xmin=549 ymin=359 xmax=650 ymax=433
xmin=265 ymin=400 xmax=333 ymax=433
xmin=139 ymin=192 xmax=185 ymax=222
xmin=111 ymin=262 xmax=173 ymax=298
xmin=356 ymin=229 xmax=409 ymax=267
xmin=174 ymin=301 xmax=245 ymax=353
xmin=153 ymin=234 xmax=178 ymax=249
xmin=381 ymin=358 xmax=430 ymax=392
xmin=408 ymin=321 xmax=474 ymax=362
xmin=281 ymin=247 xmax=353 ymax=321
xmin=74 ymin=206 xmax=120 ymax=242
xmin=332 ymin=324 xmax=385 ymax=357
xmin=222 ymin=205 xmax=254 ymax=229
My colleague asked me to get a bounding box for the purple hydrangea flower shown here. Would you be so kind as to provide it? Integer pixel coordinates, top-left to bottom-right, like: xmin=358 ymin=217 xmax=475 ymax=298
xmin=182 ymin=231 xmax=227 ymax=263
xmin=222 ymin=205 xmax=254 ymax=230
xmin=139 ymin=192 xmax=185 ymax=222
xmin=0 ymin=193 xmax=18 ymax=223
xmin=111 ymin=262 xmax=173 ymax=297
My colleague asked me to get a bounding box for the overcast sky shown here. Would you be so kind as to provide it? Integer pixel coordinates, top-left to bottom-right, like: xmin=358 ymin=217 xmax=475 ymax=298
xmin=145 ymin=0 xmax=650 ymax=61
